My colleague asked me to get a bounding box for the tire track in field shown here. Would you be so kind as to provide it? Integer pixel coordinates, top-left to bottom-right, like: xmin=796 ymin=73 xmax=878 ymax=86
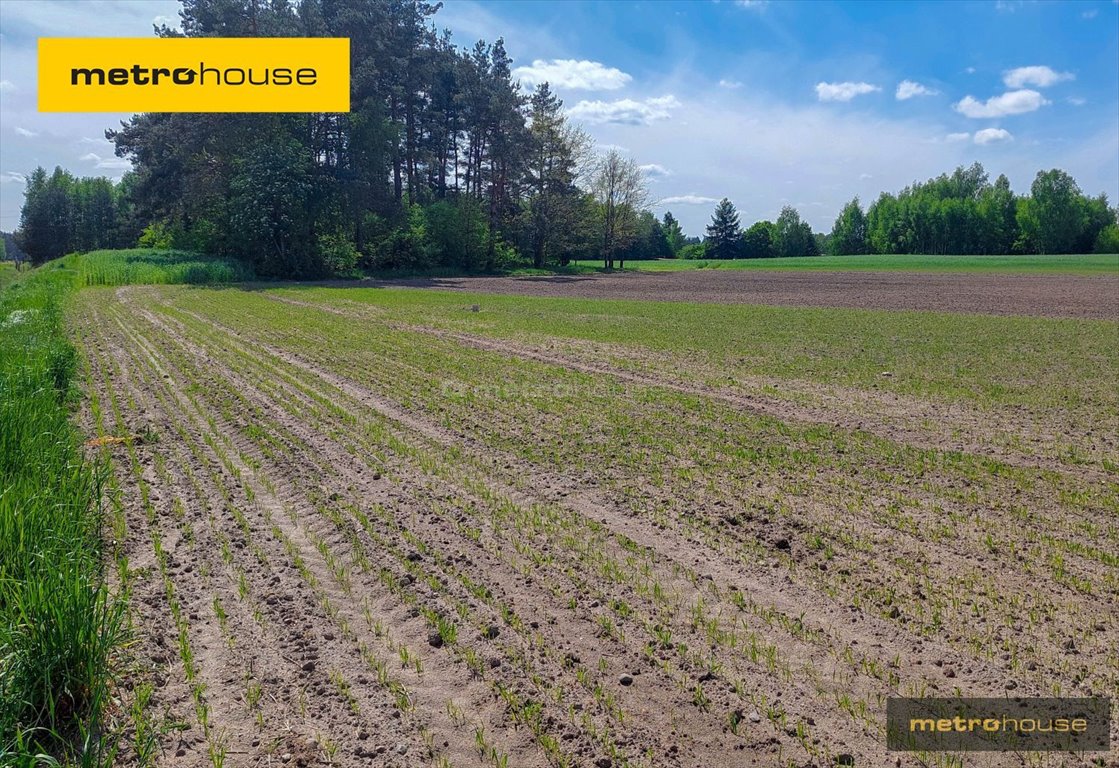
xmin=259 ymin=291 xmax=1118 ymax=481
xmin=82 ymin=302 xmax=325 ymax=766
xmin=82 ymin=298 xmax=479 ymax=768
xmin=111 ymin=287 xmax=1119 ymax=764
xmin=113 ymin=291 xmax=666 ymax=765
xmin=124 ymin=291 xmax=825 ymax=766
xmin=241 ymin=291 xmax=1118 ymax=660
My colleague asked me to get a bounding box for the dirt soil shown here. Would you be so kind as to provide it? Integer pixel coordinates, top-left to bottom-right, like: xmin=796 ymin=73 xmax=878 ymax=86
xmin=359 ymin=270 xmax=1119 ymax=319
xmin=76 ymin=285 xmax=1117 ymax=768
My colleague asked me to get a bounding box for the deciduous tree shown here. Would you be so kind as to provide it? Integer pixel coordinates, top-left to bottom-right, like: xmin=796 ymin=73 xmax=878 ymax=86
xmin=592 ymin=150 xmax=648 ymax=269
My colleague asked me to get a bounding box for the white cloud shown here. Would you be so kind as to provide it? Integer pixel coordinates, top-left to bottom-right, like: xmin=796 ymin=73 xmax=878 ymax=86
xmin=1 ymin=172 xmax=27 ymax=185
xmin=946 ymin=132 xmax=972 ymax=142
xmin=1068 ymin=97 xmax=1087 ymax=106
xmin=640 ymin=164 xmax=672 ymax=180
xmin=859 ymin=172 xmax=873 ymax=179
xmin=964 ymin=67 xmax=977 ymax=74
xmin=896 ymin=80 xmax=938 ymax=100
xmin=973 ymin=127 xmax=1013 ymax=145
xmin=512 ymin=59 xmax=631 ymax=91
xmin=152 ymin=14 xmax=177 ymax=27
xmin=658 ymin=194 xmax=719 ymax=206
xmin=1002 ymin=65 xmax=1074 ymax=88
xmin=14 ymin=127 xmax=37 ymax=137
xmin=718 ymin=79 xmax=743 ymax=89
xmin=954 ymin=89 xmax=1048 ymax=117
xmin=0 ymin=80 xmax=14 ymax=93
xmin=815 ymin=81 xmax=881 ymax=102
xmin=568 ymin=95 xmax=681 ymax=125
xmin=580 ymin=83 xmax=1116 ymax=235
xmin=78 ymin=152 xmax=132 ymax=170
xmin=736 ymin=0 xmax=768 ymax=9
xmin=1082 ymin=8 xmax=1098 ymax=17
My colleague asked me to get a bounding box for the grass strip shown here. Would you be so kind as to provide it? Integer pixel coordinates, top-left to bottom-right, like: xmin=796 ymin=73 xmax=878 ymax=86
xmin=0 ymin=268 xmax=124 ymax=764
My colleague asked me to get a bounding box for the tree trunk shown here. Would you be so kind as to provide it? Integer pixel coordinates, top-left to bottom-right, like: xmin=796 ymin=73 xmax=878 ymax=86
xmin=392 ymin=101 xmax=403 ymax=204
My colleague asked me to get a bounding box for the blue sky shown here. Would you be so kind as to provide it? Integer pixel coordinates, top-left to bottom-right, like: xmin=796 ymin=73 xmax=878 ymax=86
xmin=1 ymin=0 xmax=1116 ymax=236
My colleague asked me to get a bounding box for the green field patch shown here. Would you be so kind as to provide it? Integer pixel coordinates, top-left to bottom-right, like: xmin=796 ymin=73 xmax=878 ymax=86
xmin=274 ymin=285 xmax=1119 ymax=417
xmin=572 ymin=253 xmax=1119 ymax=275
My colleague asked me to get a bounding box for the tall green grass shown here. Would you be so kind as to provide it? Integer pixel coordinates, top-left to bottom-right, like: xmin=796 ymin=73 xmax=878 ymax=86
xmin=0 ymin=269 xmax=124 ymax=764
xmin=0 ymin=248 xmax=249 ymax=762
xmin=59 ymin=248 xmax=252 ymax=286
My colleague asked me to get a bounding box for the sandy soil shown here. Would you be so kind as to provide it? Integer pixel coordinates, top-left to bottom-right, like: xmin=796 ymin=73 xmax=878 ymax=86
xmin=77 ymin=286 xmax=1117 ymax=768
xmin=356 ymin=270 xmax=1119 ymax=319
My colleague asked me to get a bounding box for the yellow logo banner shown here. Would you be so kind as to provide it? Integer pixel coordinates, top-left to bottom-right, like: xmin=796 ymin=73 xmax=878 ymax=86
xmin=39 ymin=37 xmax=350 ymax=113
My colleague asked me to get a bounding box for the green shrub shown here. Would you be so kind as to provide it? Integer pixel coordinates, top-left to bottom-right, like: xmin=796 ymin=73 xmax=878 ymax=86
xmin=678 ymin=243 xmax=706 ymax=260
xmin=317 ymin=232 xmax=361 ymax=275
xmin=1094 ymin=224 xmax=1119 ymax=254
xmin=137 ymin=221 xmax=174 ymax=249
xmin=69 ymin=248 xmax=252 ymax=286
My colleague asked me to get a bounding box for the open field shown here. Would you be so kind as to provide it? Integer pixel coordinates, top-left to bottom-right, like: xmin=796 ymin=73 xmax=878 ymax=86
xmin=359 ymin=269 xmax=1119 ymax=319
xmin=76 ymin=280 xmax=1117 ymax=767
xmin=572 ymin=254 xmax=1119 ymax=275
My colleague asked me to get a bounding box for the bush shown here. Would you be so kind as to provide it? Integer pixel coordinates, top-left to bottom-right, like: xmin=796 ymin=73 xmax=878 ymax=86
xmin=138 ymin=221 xmax=174 ymax=249
xmin=317 ymin=233 xmax=361 ymax=276
xmin=368 ymin=205 xmax=433 ymax=271
xmin=425 ymin=197 xmax=489 ymax=271
xmin=1094 ymin=224 xmax=1119 ymax=254
xmin=678 ymin=243 xmax=706 ymax=260
xmin=68 ymin=248 xmax=252 ymax=286
xmin=491 ymin=240 xmax=522 ymax=272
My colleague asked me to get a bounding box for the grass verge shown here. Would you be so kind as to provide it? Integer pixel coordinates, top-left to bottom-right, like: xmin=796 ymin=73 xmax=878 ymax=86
xmin=0 ymin=267 xmax=124 ymax=764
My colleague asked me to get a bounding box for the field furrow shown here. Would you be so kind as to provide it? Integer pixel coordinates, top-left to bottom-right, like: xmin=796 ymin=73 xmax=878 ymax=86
xmin=75 ymin=284 xmax=1118 ymax=768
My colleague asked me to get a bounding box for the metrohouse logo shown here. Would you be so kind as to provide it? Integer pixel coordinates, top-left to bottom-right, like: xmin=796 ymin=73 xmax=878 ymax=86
xmin=39 ymin=38 xmax=349 ymax=113
xmin=69 ymin=64 xmax=320 ymax=87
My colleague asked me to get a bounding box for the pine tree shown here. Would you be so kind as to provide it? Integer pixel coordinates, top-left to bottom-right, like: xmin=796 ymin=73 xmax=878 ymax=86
xmin=523 ymin=83 xmax=590 ymax=267
xmin=704 ymin=198 xmax=742 ymax=259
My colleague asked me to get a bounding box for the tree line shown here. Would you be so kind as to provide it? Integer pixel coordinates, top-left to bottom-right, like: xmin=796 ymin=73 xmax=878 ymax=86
xmin=700 ymin=163 xmax=1116 ymax=260
xmin=14 ymin=1 xmax=1117 ymax=271
xmin=19 ymin=0 xmax=677 ymax=274
xmin=14 ymin=167 xmax=142 ymax=263
xmin=700 ymin=200 xmax=820 ymax=260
